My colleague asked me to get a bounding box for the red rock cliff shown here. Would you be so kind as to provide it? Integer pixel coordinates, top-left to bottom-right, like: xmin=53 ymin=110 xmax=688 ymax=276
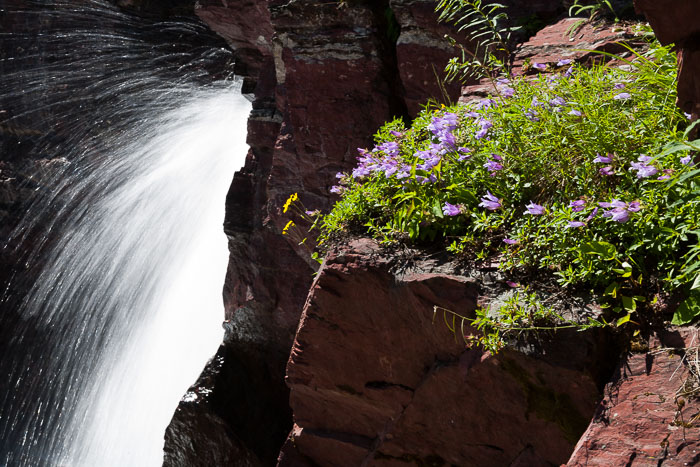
xmin=165 ymin=1 xmax=700 ymax=465
xmin=164 ymin=1 xmax=568 ymax=464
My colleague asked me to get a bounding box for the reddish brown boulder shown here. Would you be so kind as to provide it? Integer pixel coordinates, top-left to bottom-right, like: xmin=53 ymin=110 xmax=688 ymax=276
xmin=281 ymin=239 xmax=616 ymax=466
xmin=567 ymin=327 xmax=700 ymax=466
xmin=634 ymin=0 xmax=700 ymax=116
xmin=460 ymin=18 xmax=641 ymax=104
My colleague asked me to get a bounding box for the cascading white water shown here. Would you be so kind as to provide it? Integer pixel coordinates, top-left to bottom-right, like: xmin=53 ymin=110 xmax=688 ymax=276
xmin=0 ymin=1 xmax=251 ymax=465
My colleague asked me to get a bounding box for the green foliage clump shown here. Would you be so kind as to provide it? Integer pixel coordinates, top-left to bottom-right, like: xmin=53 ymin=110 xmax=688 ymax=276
xmin=315 ymin=40 xmax=700 ymax=334
xmin=435 ymin=0 xmax=516 ymax=82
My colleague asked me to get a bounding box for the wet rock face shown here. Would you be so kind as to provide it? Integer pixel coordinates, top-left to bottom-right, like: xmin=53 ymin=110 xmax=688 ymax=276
xmin=634 ymin=0 xmax=700 ymax=116
xmin=567 ymin=328 xmax=700 ymax=466
xmin=280 ymin=239 xmax=616 ymax=466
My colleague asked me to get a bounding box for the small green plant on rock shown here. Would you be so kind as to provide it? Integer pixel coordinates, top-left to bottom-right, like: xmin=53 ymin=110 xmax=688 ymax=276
xmin=436 ymin=0 xmax=518 ymax=82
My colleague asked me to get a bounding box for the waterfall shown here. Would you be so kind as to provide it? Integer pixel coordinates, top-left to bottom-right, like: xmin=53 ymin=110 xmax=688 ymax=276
xmin=0 ymin=1 xmax=251 ymax=465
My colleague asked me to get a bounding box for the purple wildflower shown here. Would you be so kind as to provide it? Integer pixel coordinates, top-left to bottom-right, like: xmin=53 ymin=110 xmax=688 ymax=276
xmin=630 ymin=155 xmax=658 ymax=178
xmin=569 ymin=200 xmax=586 ymax=212
xmin=479 ymin=191 xmax=502 ymax=210
xmin=658 ymin=175 xmax=671 ymax=180
xmin=506 ymin=281 xmax=520 ymax=288
xmin=335 ymin=172 xmax=344 ymax=179
xmin=557 ymin=59 xmax=573 ymax=66
xmin=476 ymin=99 xmax=497 ymax=110
xmin=416 ymin=149 xmax=441 ymax=171
xmin=466 ymin=111 xmax=480 ymax=118
xmin=376 ymin=141 xmax=399 ymax=157
xmin=503 ymin=238 xmax=518 ymax=245
xmin=550 ymin=96 xmax=567 ymax=107
xmin=681 ymin=155 xmax=693 ymax=165
xmin=532 ymin=62 xmax=546 ymax=71
xmin=585 ymin=207 xmax=599 ymax=221
xmin=684 ymin=112 xmax=692 ymax=120
xmin=439 ymin=131 xmax=457 ymax=150
xmin=352 ymin=165 xmax=371 ymax=178
xmin=330 ymin=185 xmax=343 ymax=194
xmin=479 ymin=119 xmax=493 ymax=130
xmin=610 ymin=209 xmax=630 ymax=223
xmin=382 ymin=160 xmax=398 ymax=177
xmin=599 ymin=166 xmax=614 ymax=176
xmin=563 ymin=66 xmax=574 ymax=78
xmin=525 ymin=201 xmax=545 ymax=215
xmin=600 ymin=199 xmax=640 ymax=223
xmin=610 ymin=199 xmax=627 ymax=209
xmin=500 ymin=86 xmax=516 ymax=98
xmin=475 ymin=119 xmax=492 ymax=139
xmin=458 ymin=147 xmax=472 ymax=161
xmin=613 ymin=83 xmax=626 ymax=89
xmin=524 ymin=109 xmax=540 ymax=122
xmin=428 ymin=112 xmax=458 ymax=136
xmin=390 ymin=130 xmax=403 ymax=137
xmin=415 ymin=174 xmax=437 ymax=184
xmin=614 ymin=92 xmax=631 ymax=101
xmin=566 ymin=221 xmax=586 ymax=228
xmin=442 ymin=202 xmax=461 ymax=216
xmin=396 ymin=165 xmax=411 ymax=179
xmin=568 ymin=109 xmax=582 ymax=117
xmin=484 ymin=160 xmax=503 ymax=173
xmin=531 ymin=96 xmax=543 ymax=107
xmin=593 ymin=153 xmax=613 ymax=163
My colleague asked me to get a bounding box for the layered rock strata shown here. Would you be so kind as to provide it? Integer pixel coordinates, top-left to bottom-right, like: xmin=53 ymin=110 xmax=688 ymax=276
xmin=567 ymin=328 xmax=700 ymax=466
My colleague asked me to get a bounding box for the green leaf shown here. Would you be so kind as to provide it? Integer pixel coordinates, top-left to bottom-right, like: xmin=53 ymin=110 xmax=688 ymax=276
xmin=604 ymin=282 xmax=620 ymax=298
xmin=621 ymin=295 xmax=636 ymax=312
xmin=581 ymin=241 xmax=617 ymax=260
xmin=672 ymin=293 xmax=700 ymax=325
xmin=432 ymin=199 xmax=444 ymax=218
xmin=683 ymin=119 xmax=700 ymax=139
xmin=692 ymin=273 xmax=700 ymax=290
xmin=616 ymin=313 xmax=631 ymax=327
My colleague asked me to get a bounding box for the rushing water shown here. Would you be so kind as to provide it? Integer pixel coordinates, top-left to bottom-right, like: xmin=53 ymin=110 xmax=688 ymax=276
xmin=0 ymin=1 xmax=251 ymax=465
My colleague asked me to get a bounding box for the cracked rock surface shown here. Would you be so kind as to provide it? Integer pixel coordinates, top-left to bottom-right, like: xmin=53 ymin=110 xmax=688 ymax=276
xmin=280 ymin=239 xmax=616 ymax=466
xmin=567 ymin=328 xmax=700 ymax=466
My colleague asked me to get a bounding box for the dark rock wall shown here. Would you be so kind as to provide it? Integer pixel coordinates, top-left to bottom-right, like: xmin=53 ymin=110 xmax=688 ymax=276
xmin=634 ymin=0 xmax=700 ymax=117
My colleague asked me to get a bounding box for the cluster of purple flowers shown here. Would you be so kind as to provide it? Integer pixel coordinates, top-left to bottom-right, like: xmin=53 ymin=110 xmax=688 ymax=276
xmin=351 ymin=144 xmax=411 ymax=181
xmin=484 ymin=154 xmax=503 ymax=175
xmin=629 ymin=155 xmax=658 ymax=178
xmin=428 ymin=112 xmax=458 ymax=151
xmin=592 ymin=152 xmax=690 ymax=181
xmin=497 ymin=78 xmax=515 ymax=98
xmin=442 ymin=202 xmax=462 ymax=216
xmin=524 ymin=202 xmax=545 ymax=215
xmin=599 ymin=199 xmax=641 ymax=223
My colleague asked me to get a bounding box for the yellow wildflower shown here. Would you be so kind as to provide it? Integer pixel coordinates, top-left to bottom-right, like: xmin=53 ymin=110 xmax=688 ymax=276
xmin=283 ymin=192 xmax=298 ymax=213
xmin=282 ymin=220 xmax=295 ymax=235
